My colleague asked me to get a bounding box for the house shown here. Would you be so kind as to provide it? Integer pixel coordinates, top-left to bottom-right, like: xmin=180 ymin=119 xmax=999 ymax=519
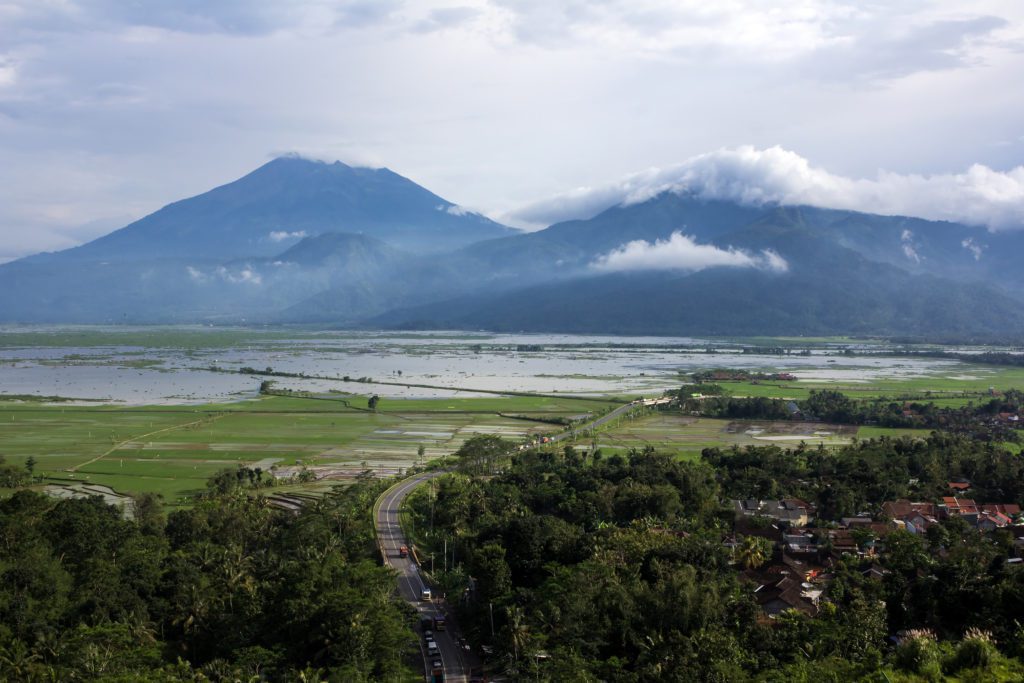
xmin=733 ymin=499 xmax=815 ymax=526
xmin=744 ymin=553 xmax=826 ymax=618
xmin=976 ymin=511 xmax=1011 ymax=532
xmin=941 ymin=497 xmax=979 ymax=517
xmin=947 ymin=479 xmax=972 ymax=493
xmin=981 ymin=503 xmax=1021 ymax=518
xmin=881 ymin=500 xmax=939 ymax=532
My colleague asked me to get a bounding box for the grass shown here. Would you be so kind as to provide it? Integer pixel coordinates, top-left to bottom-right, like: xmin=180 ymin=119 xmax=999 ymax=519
xmin=589 ymin=413 xmax=936 ymax=461
xmin=0 ymin=394 xmax=602 ymax=505
xmin=705 ymin=365 xmax=1024 ymax=404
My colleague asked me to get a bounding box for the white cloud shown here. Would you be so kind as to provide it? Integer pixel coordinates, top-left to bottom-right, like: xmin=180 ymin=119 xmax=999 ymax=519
xmin=185 ymin=265 xmax=205 ymax=281
xmin=216 ymin=265 xmax=262 ymax=285
xmin=1 ymin=1 xmax=1023 ymax=261
xmin=0 ymin=56 xmax=16 ymax=87
xmin=511 ymin=146 xmax=1024 ymax=231
xmin=962 ymin=237 xmax=985 ymax=260
xmin=900 ymin=229 xmax=921 ymax=264
xmin=591 ymin=231 xmax=788 ymax=274
xmin=268 ymin=230 xmax=307 ymax=242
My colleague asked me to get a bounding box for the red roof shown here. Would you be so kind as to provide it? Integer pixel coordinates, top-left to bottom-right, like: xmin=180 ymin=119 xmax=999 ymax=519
xmin=981 ymin=503 xmax=1022 ymax=517
xmin=942 ymin=497 xmax=978 ymax=514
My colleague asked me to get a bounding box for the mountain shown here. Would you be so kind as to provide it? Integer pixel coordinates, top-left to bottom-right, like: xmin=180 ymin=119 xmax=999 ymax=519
xmin=25 ymin=156 xmax=515 ymax=263
xmin=3 ymin=160 xmax=1024 ymax=337
xmin=0 ymin=158 xmax=516 ymax=323
xmin=372 ymin=198 xmax=1024 ymax=337
xmin=445 ymin=193 xmax=1024 ymax=294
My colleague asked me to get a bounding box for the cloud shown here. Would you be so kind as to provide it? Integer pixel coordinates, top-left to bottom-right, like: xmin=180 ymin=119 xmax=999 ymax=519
xmin=900 ymin=229 xmax=921 ymax=264
xmin=413 ymin=6 xmax=481 ymax=34
xmin=215 ymin=265 xmax=262 ymax=285
xmin=962 ymin=237 xmax=985 ymax=261
xmin=510 ymin=146 xmax=1024 ymax=231
xmin=0 ymin=56 xmax=16 ymax=87
xmin=0 ymin=1 xmax=400 ymax=37
xmin=268 ymin=230 xmax=307 ymax=242
xmin=592 ymin=231 xmax=788 ymax=274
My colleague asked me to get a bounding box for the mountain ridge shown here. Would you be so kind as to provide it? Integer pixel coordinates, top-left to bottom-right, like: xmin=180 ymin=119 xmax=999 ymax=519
xmin=2 ymin=160 xmax=1024 ymax=337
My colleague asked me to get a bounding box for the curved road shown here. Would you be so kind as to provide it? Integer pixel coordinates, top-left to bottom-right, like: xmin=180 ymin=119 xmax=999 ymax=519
xmin=375 ymin=398 xmax=647 ymax=681
xmin=376 ymin=471 xmax=476 ymax=683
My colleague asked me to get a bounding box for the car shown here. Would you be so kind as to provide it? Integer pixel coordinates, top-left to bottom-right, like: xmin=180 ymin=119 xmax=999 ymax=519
xmin=432 ymin=659 xmax=443 ymax=669
xmin=426 ymin=640 xmax=440 ymax=656
xmin=423 ymin=629 xmax=433 ymax=639
xmin=399 ymin=545 xmax=409 ymax=558
xmin=421 ymin=588 xmax=432 ymax=601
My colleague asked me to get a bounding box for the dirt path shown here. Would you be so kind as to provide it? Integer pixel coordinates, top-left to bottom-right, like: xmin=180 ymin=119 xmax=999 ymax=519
xmin=68 ymin=414 xmax=226 ymax=472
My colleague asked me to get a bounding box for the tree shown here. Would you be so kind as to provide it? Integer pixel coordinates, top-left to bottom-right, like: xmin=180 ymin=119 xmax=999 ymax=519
xmin=455 ymin=435 xmax=516 ymax=476
xmin=368 ymin=395 xmax=380 ymax=411
xmin=735 ymin=535 xmax=772 ymax=569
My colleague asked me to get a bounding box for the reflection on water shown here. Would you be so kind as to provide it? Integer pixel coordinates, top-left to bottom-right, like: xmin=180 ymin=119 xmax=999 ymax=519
xmin=0 ymin=329 xmax=978 ymax=405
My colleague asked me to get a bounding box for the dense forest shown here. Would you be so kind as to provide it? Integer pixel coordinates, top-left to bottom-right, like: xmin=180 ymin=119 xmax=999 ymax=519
xmin=0 ymin=477 xmax=414 ymax=681
xmin=3 ymin=432 xmax=1024 ymax=680
xmin=404 ymin=436 xmax=1024 ymax=681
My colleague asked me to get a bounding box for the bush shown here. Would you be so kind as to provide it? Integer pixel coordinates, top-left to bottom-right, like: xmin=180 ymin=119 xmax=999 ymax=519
xmin=948 ymin=629 xmax=998 ymax=673
xmin=894 ymin=630 xmax=942 ymax=681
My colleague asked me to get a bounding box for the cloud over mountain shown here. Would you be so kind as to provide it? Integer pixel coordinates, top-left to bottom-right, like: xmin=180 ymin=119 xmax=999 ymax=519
xmin=591 ymin=231 xmax=788 ymax=274
xmin=511 ymin=146 xmax=1024 ymax=232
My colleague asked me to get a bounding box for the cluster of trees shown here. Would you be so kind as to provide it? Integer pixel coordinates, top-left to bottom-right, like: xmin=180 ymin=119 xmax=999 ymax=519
xmin=703 ymin=432 xmax=1024 ymax=515
xmin=0 ymin=455 xmax=36 ymax=489
xmin=407 ymin=441 xmax=1024 ymax=680
xmin=681 ymin=388 xmax=1022 ymax=441
xmin=0 ymin=478 xmax=414 ymax=681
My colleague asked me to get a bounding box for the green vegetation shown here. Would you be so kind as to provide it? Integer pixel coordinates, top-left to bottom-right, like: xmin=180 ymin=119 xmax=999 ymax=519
xmin=0 ymin=394 xmax=612 ymax=504
xmin=0 ymin=478 xmax=418 ymax=680
xmin=404 ymin=436 xmax=1024 ymax=681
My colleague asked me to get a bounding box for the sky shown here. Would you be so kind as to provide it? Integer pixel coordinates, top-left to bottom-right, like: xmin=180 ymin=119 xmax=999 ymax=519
xmin=1 ymin=0 xmax=1024 ymax=262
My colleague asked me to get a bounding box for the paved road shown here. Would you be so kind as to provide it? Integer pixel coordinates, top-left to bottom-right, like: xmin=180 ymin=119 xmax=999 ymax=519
xmin=376 ymin=471 xmax=477 ymax=683
xmin=375 ymin=398 xmax=645 ymax=681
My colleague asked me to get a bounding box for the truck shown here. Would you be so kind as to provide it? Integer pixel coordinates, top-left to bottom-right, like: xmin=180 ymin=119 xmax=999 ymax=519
xmin=430 ymin=660 xmax=444 ymax=683
xmin=433 ymin=614 xmax=446 ymax=631
xmin=420 ymin=588 xmax=432 ymax=602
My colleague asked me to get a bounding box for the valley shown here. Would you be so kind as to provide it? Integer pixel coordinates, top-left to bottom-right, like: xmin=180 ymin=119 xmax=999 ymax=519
xmin=2 ymin=326 xmax=1021 ymax=508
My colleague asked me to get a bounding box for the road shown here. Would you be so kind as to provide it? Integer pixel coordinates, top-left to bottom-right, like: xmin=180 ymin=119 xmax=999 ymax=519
xmin=374 ymin=398 xmax=647 ymax=681
xmin=376 ymin=471 xmax=477 ymax=683
xmin=550 ymin=399 xmax=642 ymax=442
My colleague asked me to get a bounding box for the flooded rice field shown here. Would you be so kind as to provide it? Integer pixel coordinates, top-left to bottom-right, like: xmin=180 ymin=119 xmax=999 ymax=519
xmin=0 ymin=327 xmax=982 ymax=404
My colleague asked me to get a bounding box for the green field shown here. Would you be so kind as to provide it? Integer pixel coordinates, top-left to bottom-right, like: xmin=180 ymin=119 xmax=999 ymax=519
xmin=0 ymin=393 xmax=617 ymax=505
xmin=588 ymin=412 xmax=934 ymax=461
xmin=705 ymin=365 xmax=1024 ymax=405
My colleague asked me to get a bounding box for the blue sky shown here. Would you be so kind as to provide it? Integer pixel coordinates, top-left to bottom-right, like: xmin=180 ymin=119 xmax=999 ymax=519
xmin=1 ymin=0 xmax=1023 ymax=260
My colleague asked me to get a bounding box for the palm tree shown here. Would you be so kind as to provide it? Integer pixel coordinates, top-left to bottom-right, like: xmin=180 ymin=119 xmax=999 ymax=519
xmin=506 ymin=606 xmax=530 ymax=664
xmin=735 ymin=535 xmax=771 ymax=569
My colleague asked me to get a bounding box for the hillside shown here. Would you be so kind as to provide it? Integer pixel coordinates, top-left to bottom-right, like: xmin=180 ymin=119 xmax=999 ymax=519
xmin=2 ymin=161 xmax=1024 ymax=336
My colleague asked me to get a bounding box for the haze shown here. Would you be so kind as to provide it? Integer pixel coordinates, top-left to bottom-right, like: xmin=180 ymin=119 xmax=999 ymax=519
xmin=2 ymin=0 xmax=1024 ymax=262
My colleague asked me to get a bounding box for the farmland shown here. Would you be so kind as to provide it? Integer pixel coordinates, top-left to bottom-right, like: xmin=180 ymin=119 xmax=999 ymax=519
xmin=587 ymin=412 xmax=933 ymax=461
xmin=0 ymin=393 xmax=615 ymax=506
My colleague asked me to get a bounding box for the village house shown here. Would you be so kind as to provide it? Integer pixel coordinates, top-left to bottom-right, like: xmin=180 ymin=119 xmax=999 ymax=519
xmin=733 ymin=498 xmax=816 ymax=526
xmin=743 ymin=553 xmax=826 ymax=618
xmin=881 ymin=500 xmax=939 ymax=533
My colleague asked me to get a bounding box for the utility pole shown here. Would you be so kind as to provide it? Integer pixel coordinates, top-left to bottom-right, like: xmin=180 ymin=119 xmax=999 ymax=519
xmin=444 ymin=538 xmax=448 ymax=572
xmin=489 ymin=602 xmax=495 ymax=638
